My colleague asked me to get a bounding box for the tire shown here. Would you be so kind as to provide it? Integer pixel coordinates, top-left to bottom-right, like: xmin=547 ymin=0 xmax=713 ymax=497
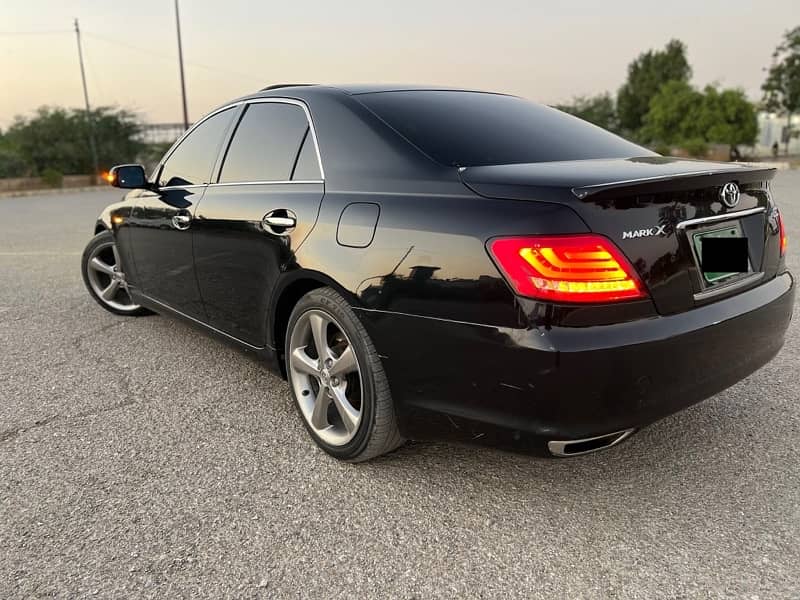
xmin=285 ymin=287 xmax=404 ymax=461
xmin=81 ymin=230 xmax=151 ymax=316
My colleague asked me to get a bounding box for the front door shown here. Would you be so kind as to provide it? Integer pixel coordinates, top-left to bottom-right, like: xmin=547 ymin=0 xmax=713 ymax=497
xmin=128 ymin=107 xmax=237 ymax=318
xmin=192 ymin=100 xmax=325 ymax=347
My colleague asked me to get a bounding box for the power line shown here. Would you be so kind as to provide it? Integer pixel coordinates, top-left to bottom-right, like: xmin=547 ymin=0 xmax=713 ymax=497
xmin=5 ymin=22 xmax=264 ymax=130
xmin=82 ymin=32 xmax=263 ymax=84
xmin=0 ymin=30 xmax=70 ymax=36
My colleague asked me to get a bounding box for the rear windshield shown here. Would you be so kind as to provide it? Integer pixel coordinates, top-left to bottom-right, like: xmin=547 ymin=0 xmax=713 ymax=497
xmin=356 ymin=90 xmax=652 ymax=167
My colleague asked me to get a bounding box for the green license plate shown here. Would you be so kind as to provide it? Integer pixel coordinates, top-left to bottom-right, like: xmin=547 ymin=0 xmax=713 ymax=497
xmin=692 ymin=224 xmax=748 ymax=283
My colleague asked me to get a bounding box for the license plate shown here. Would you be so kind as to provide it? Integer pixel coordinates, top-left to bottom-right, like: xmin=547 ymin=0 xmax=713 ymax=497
xmin=692 ymin=224 xmax=749 ymax=283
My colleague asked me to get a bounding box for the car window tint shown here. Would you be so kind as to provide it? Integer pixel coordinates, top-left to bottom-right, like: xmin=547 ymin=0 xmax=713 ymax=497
xmin=291 ymin=129 xmax=322 ymax=180
xmin=220 ymin=103 xmax=310 ymax=183
xmin=159 ymin=108 xmax=235 ymax=187
xmin=356 ymin=91 xmax=654 ymax=167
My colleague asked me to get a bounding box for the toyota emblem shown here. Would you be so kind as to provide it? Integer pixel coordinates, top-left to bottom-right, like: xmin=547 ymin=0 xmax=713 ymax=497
xmin=720 ymin=182 xmax=740 ymax=208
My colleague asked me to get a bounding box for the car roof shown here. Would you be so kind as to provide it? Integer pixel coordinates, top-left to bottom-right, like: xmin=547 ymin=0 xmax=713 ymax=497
xmin=254 ymin=83 xmax=506 ymax=96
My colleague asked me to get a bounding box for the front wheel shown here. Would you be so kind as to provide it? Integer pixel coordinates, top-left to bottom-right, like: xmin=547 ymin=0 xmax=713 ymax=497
xmin=285 ymin=287 xmax=403 ymax=462
xmin=81 ymin=230 xmax=150 ymax=316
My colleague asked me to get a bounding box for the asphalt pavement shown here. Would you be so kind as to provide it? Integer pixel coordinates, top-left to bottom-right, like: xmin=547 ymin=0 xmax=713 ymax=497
xmin=1 ymin=176 xmax=798 ymax=598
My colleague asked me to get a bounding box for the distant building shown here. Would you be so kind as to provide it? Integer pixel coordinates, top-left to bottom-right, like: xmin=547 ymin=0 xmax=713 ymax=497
xmin=136 ymin=122 xmax=188 ymax=145
xmin=748 ymin=112 xmax=800 ymax=157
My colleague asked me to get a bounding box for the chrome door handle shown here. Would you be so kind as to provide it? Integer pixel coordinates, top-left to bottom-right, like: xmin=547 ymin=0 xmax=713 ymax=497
xmin=263 ymin=216 xmax=296 ymax=228
xmin=172 ymin=212 xmax=192 ymax=230
xmin=261 ymin=210 xmax=297 ymax=235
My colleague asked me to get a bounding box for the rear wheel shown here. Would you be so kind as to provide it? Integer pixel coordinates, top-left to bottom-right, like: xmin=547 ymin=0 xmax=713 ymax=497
xmin=81 ymin=230 xmax=150 ymax=316
xmin=285 ymin=287 xmax=403 ymax=461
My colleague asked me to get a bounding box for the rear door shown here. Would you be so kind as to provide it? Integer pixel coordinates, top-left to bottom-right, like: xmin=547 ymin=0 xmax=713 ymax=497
xmin=128 ymin=107 xmax=237 ymax=318
xmin=192 ymin=99 xmax=324 ymax=346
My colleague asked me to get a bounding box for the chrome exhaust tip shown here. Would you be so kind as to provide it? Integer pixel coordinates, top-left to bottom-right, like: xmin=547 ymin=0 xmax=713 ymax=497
xmin=547 ymin=428 xmax=635 ymax=457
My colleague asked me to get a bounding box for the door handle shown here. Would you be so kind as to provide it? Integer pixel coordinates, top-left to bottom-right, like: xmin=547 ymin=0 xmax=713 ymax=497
xmin=172 ymin=211 xmax=192 ymax=230
xmin=263 ymin=216 xmax=296 ymax=228
xmin=262 ymin=210 xmax=297 ymax=235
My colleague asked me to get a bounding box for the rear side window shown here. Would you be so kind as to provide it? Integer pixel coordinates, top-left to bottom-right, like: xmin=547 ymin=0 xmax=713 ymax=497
xmin=220 ymin=103 xmax=310 ymax=183
xmin=291 ymin=130 xmax=322 ymax=180
xmin=159 ymin=108 xmax=235 ymax=187
xmin=356 ymin=91 xmax=653 ymax=167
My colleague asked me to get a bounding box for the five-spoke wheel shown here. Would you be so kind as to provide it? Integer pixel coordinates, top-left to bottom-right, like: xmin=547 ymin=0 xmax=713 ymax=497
xmin=285 ymin=287 xmax=403 ymax=461
xmin=81 ymin=230 xmax=149 ymax=316
xmin=289 ymin=309 xmax=363 ymax=446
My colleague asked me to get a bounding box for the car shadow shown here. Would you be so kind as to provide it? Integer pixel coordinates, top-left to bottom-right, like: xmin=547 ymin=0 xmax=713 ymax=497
xmin=141 ymin=312 xmax=787 ymax=501
xmin=361 ymin=389 xmax=776 ymax=496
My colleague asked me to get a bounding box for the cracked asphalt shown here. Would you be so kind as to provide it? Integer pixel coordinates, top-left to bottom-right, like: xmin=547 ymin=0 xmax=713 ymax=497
xmin=1 ymin=175 xmax=799 ymax=599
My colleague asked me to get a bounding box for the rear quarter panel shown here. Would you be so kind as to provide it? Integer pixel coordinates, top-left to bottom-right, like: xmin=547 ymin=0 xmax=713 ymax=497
xmin=293 ymin=190 xmax=590 ymax=328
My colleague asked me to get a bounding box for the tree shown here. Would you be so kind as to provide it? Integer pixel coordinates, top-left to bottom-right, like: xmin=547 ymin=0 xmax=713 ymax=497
xmin=640 ymin=80 xmax=704 ymax=147
xmin=642 ymin=82 xmax=757 ymax=157
xmin=2 ymin=106 xmax=144 ymax=177
xmin=762 ymin=26 xmax=800 ymax=153
xmin=617 ymin=39 xmax=692 ymax=136
xmin=90 ymin=108 xmax=146 ymax=173
xmin=554 ymin=93 xmax=619 ymax=132
xmin=697 ymin=86 xmax=758 ymax=153
xmin=0 ymin=133 xmax=30 ymax=178
xmin=4 ymin=108 xmax=82 ymax=176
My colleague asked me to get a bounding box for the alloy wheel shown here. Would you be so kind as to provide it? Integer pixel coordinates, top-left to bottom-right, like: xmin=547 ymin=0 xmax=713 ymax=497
xmin=85 ymin=240 xmax=142 ymax=313
xmin=288 ymin=309 xmax=364 ymax=446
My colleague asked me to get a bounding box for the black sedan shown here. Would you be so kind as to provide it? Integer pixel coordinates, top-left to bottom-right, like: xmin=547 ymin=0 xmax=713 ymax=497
xmin=82 ymin=84 xmax=794 ymax=461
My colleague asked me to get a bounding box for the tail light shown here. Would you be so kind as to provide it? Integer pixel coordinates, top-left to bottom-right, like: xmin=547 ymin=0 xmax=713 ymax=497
xmin=778 ymin=210 xmax=787 ymax=257
xmin=488 ymin=234 xmax=648 ymax=303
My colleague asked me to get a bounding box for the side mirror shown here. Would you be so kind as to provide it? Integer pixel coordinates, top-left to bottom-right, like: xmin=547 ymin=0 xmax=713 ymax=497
xmin=107 ymin=164 xmax=148 ymax=189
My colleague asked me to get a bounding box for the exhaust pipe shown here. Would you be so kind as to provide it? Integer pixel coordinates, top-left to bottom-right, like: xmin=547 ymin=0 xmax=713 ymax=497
xmin=547 ymin=428 xmax=635 ymax=457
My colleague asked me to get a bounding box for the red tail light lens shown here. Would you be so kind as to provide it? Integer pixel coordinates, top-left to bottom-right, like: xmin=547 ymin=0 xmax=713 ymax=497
xmin=778 ymin=210 xmax=787 ymax=257
xmin=488 ymin=234 xmax=647 ymax=303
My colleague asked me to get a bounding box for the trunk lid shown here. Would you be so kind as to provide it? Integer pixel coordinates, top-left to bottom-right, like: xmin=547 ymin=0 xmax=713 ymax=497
xmin=461 ymin=157 xmax=778 ymax=314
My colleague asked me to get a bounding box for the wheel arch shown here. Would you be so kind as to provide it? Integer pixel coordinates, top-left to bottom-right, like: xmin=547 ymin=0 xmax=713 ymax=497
xmin=269 ymin=269 xmax=358 ymax=377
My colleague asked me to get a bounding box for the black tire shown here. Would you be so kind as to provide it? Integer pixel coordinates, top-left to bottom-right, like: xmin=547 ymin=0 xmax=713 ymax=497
xmin=285 ymin=287 xmax=404 ymax=462
xmin=81 ymin=230 xmax=151 ymax=317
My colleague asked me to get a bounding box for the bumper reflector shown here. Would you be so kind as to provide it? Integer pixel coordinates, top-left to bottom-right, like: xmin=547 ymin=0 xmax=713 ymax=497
xmin=778 ymin=210 xmax=787 ymax=257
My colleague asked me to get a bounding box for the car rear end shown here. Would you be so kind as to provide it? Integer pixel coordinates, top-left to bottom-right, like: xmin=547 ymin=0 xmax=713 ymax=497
xmin=353 ymin=89 xmax=794 ymax=454
xmin=460 ymin=161 xmax=793 ymax=454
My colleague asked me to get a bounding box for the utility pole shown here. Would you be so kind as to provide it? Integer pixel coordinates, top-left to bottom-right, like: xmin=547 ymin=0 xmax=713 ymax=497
xmin=74 ymin=18 xmax=100 ymax=183
xmin=174 ymin=0 xmax=189 ymax=131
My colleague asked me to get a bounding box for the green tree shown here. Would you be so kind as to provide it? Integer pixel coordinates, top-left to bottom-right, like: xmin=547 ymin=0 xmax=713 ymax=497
xmin=640 ymin=80 xmax=705 ymax=147
xmin=697 ymin=86 xmax=758 ymax=153
xmin=617 ymin=39 xmax=692 ymax=136
xmin=642 ymin=82 xmax=757 ymax=157
xmin=90 ymin=108 xmax=145 ymax=173
xmin=0 ymin=132 xmax=30 ymax=178
xmin=762 ymin=26 xmax=800 ymax=153
xmin=554 ymin=93 xmax=618 ymax=132
xmin=2 ymin=106 xmax=144 ymax=177
xmin=4 ymin=108 xmax=82 ymax=176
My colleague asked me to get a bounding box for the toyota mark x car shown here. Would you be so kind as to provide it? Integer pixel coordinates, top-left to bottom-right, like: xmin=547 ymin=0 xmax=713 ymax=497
xmin=82 ymin=84 xmax=794 ymax=461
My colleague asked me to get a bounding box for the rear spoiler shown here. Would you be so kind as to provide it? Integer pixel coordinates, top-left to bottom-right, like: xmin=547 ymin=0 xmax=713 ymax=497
xmin=571 ymin=166 xmax=777 ymax=199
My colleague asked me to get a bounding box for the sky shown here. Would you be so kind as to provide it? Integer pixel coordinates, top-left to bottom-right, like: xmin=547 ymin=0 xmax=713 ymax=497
xmin=0 ymin=0 xmax=796 ymax=128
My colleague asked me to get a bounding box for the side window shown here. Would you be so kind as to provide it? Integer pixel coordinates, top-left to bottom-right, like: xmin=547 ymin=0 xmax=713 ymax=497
xmin=159 ymin=108 xmax=235 ymax=187
xmin=291 ymin=129 xmax=322 ymax=180
xmin=219 ymin=103 xmax=310 ymax=183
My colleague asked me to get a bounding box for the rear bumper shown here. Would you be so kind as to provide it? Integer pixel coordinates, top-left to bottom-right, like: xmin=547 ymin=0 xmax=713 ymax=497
xmin=355 ymin=271 xmax=794 ymax=446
